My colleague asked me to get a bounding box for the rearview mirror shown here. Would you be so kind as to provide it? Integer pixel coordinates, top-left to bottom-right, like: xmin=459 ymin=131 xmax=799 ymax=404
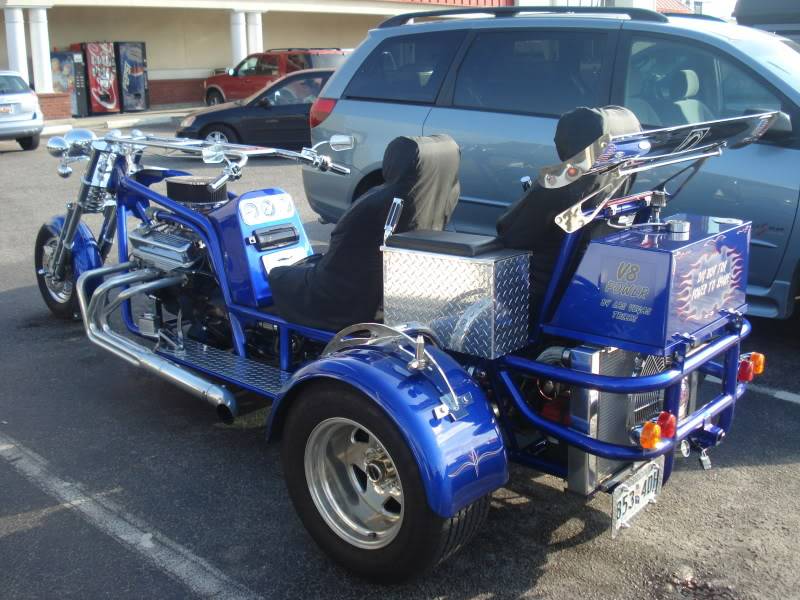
xmin=257 ymin=96 xmax=272 ymax=108
xmin=64 ymin=128 xmax=97 ymax=157
xmin=329 ymin=134 xmax=354 ymax=152
xmin=202 ymin=144 xmax=225 ymax=164
xmin=227 ymin=67 xmax=235 ymax=76
xmin=762 ymin=111 xmax=793 ymax=141
xmin=47 ymin=136 xmax=68 ymax=157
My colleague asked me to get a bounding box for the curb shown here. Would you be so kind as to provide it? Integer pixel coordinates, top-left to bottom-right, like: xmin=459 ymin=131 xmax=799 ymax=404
xmin=41 ymin=124 xmax=73 ymax=136
xmin=41 ymin=111 xmax=191 ymax=137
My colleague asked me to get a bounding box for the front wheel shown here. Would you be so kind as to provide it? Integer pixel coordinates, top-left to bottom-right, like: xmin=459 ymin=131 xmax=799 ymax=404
xmin=202 ymin=124 xmax=238 ymax=144
xmin=34 ymin=224 xmax=79 ymax=319
xmin=281 ymin=382 xmax=489 ymax=582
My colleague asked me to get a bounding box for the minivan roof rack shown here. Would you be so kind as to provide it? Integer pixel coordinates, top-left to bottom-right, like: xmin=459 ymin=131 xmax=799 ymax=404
xmin=265 ymin=48 xmax=343 ymax=52
xmin=379 ymin=5 xmax=669 ymax=28
xmin=661 ymin=12 xmax=726 ymax=22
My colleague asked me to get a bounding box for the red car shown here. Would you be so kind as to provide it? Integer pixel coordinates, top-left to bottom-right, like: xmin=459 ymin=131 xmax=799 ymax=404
xmin=203 ymin=48 xmax=350 ymax=105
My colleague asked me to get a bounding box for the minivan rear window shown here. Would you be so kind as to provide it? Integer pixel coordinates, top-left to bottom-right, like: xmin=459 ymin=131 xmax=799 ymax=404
xmin=453 ymin=30 xmax=609 ymax=117
xmin=344 ymin=31 xmax=465 ymax=104
xmin=308 ymin=54 xmax=349 ymax=70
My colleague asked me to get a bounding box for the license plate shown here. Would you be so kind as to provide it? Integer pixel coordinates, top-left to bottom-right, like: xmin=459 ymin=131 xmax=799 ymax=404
xmin=611 ymin=456 xmax=664 ymax=538
xmin=0 ymin=104 xmax=14 ymax=114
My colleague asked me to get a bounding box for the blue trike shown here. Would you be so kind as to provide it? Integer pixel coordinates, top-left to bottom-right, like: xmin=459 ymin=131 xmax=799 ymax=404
xmin=35 ymin=109 xmax=774 ymax=581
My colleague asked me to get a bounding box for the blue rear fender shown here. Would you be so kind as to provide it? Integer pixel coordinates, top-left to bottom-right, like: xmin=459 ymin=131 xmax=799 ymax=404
xmin=267 ymin=346 xmax=508 ymax=518
xmin=45 ymin=215 xmax=103 ymax=278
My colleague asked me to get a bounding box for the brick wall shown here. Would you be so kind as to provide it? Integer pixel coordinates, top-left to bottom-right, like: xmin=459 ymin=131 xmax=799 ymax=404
xmin=37 ymin=92 xmax=72 ymax=120
xmin=149 ymin=79 xmax=206 ymax=106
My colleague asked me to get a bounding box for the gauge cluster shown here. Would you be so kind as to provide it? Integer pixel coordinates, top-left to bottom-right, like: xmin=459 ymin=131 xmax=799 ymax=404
xmin=238 ymin=192 xmax=295 ymax=226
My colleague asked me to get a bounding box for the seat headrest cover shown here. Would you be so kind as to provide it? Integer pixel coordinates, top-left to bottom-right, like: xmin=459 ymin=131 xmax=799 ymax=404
xmin=668 ymin=69 xmax=700 ymax=100
xmin=381 ymin=134 xmax=461 ymax=230
xmin=553 ymin=105 xmax=642 ymax=161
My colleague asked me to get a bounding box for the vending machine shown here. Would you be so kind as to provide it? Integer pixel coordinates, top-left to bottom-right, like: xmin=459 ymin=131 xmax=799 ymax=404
xmin=71 ymin=42 xmax=120 ymax=114
xmin=115 ymin=42 xmax=149 ymax=112
xmin=50 ymin=50 xmax=90 ymax=117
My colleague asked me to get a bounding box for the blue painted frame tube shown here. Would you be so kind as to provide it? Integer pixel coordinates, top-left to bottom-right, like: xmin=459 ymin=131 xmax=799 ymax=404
xmin=114 ymin=204 xmax=141 ymax=336
xmin=501 ymin=319 xmax=749 ymax=394
xmin=533 ymin=230 xmax=583 ymax=341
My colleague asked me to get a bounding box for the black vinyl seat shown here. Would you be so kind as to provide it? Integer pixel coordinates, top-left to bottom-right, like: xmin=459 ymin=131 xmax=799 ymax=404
xmin=496 ymin=106 xmax=642 ymax=313
xmin=269 ymin=134 xmax=460 ymax=331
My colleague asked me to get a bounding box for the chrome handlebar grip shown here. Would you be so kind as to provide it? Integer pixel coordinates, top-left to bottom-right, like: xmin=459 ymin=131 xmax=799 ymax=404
xmin=327 ymin=161 xmax=350 ymax=175
xmin=207 ymin=172 xmax=230 ymax=193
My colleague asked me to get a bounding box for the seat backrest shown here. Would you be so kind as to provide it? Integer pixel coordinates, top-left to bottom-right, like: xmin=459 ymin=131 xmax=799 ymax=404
xmin=658 ymin=69 xmax=715 ymax=124
xmin=496 ymin=106 xmax=641 ymax=302
xmin=312 ymin=134 xmax=460 ymax=326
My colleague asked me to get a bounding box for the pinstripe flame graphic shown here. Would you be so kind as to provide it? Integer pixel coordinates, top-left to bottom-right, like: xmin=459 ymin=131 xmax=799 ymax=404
xmin=449 ymin=446 xmax=504 ymax=479
xmin=674 ymin=241 xmax=744 ymax=321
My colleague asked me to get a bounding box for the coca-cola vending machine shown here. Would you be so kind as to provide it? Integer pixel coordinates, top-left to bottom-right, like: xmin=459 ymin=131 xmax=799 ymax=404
xmin=71 ymin=42 xmax=120 ymax=114
xmin=114 ymin=42 xmax=149 ymax=112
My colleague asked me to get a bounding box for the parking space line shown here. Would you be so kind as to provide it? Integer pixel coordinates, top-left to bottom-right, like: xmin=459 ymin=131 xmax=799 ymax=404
xmin=706 ymin=376 xmax=800 ymax=406
xmin=0 ymin=432 xmax=261 ymax=599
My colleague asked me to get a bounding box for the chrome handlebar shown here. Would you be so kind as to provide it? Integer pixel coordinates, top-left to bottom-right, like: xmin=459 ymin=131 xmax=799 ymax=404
xmin=46 ymin=128 xmax=351 ymax=185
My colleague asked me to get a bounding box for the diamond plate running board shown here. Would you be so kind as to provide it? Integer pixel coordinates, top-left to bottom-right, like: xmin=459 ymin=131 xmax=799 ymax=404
xmin=157 ymin=338 xmax=290 ymax=398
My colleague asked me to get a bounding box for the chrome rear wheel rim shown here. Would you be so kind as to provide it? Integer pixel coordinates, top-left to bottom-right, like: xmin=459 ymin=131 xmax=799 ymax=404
xmin=304 ymin=417 xmax=404 ymax=549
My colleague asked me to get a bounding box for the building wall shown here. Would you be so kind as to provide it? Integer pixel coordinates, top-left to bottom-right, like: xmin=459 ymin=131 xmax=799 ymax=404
xmin=1 ymin=7 xmax=383 ymax=80
xmin=1 ymin=6 xmax=384 ymax=105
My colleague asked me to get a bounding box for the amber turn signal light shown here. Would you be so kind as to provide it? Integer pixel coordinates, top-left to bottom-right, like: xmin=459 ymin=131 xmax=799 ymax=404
xmin=749 ymin=352 xmax=765 ymax=376
xmin=640 ymin=421 xmax=661 ymax=449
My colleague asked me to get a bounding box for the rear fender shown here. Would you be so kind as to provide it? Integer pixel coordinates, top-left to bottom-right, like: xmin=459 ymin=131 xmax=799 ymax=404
xmin=267 ymin=346 xmax=508 ymax=518
xmin=46 ymin=215 xmax=103 ymax=279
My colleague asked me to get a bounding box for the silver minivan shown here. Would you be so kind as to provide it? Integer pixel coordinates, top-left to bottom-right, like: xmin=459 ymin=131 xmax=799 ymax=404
xmin=303 ymin=7 xmax=800 ymax=319
xmin=0 ymin=71 xmax=43 ymax=151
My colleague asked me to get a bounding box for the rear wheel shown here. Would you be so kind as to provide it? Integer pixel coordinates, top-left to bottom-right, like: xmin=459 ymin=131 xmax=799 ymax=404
xmin=281 ymin=382 xmax=489 ymax=582
xmin=202 ymin=124 xmax=238 ymax=144
xmin=18 ymin=134 xmax=40 ymax=151
xmin=205 ymin=89 xmax=224 ymax=106
xmin=34 ymin=224 xmax=79 ymax=319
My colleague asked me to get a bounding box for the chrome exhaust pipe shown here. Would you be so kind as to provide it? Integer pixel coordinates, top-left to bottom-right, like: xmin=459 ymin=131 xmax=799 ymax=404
xmin=76 ymin=263 xmax=238 ymax=422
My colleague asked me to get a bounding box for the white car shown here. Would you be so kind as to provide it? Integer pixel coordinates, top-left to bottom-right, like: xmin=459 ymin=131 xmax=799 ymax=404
xmin=0 ymin=71 xmax=43 ymax=151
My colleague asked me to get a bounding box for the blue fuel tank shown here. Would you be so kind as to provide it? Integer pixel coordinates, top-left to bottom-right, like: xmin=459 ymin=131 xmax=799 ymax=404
xmin=545 ymin=214 xmax=750 ymax=355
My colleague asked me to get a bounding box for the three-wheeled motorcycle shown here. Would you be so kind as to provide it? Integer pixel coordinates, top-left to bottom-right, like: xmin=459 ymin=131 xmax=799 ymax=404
xmin=35 ymin=111 xmax=774 ymax=581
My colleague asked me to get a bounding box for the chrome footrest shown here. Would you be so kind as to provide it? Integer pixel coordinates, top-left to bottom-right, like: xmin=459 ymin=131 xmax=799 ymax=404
xmin=157 ymin=338 xmax=290 ymax=397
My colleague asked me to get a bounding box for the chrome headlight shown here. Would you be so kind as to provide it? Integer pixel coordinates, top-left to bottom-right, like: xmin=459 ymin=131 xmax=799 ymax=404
xmin=180 ymin=115 xmax=196 ymax=128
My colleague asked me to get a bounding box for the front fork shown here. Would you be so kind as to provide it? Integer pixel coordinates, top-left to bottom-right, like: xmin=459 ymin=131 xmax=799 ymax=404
xmin=48 ymin=200 xmax=116 ymax=281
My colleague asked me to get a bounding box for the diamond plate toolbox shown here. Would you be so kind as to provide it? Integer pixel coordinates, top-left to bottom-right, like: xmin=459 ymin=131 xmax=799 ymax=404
xmin=383 ymin=247 xmax=530 ymax=359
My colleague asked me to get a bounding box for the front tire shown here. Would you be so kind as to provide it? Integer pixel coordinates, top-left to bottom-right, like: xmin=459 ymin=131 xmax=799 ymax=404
xmin=34 ymin=224 xmax=79 ymax=319
xmin=18 ymin=134 xmax=40 ymax=151
xmin=281 ymin=382 xmax=489 ymax=582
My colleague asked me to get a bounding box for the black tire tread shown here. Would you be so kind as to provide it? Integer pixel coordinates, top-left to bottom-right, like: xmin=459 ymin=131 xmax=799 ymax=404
xmin=436 ymin=495 xmax=491 ymax=565
xmin=18 ymin=133 xmax=40 ymax=151
xmin=34 ymin=223 xmax=79 ymax=320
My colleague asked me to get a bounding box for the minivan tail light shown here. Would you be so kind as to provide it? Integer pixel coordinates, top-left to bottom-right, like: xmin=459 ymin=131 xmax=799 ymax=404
xmin=310 ymin=97 xmax=336 ymax=128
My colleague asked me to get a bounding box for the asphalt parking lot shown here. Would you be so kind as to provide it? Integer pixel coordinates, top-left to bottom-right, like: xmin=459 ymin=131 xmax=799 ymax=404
xmin=1 ymin=127 xmax=799 ymax=600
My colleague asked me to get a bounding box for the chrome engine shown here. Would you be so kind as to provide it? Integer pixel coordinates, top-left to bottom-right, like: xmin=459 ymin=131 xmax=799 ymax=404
xmin=129 ymin=224 xmax=201 ymax=272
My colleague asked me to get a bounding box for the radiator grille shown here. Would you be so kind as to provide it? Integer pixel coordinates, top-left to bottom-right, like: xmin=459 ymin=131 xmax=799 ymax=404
xmin=630 ymin=355 xmax=667 ymax=426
